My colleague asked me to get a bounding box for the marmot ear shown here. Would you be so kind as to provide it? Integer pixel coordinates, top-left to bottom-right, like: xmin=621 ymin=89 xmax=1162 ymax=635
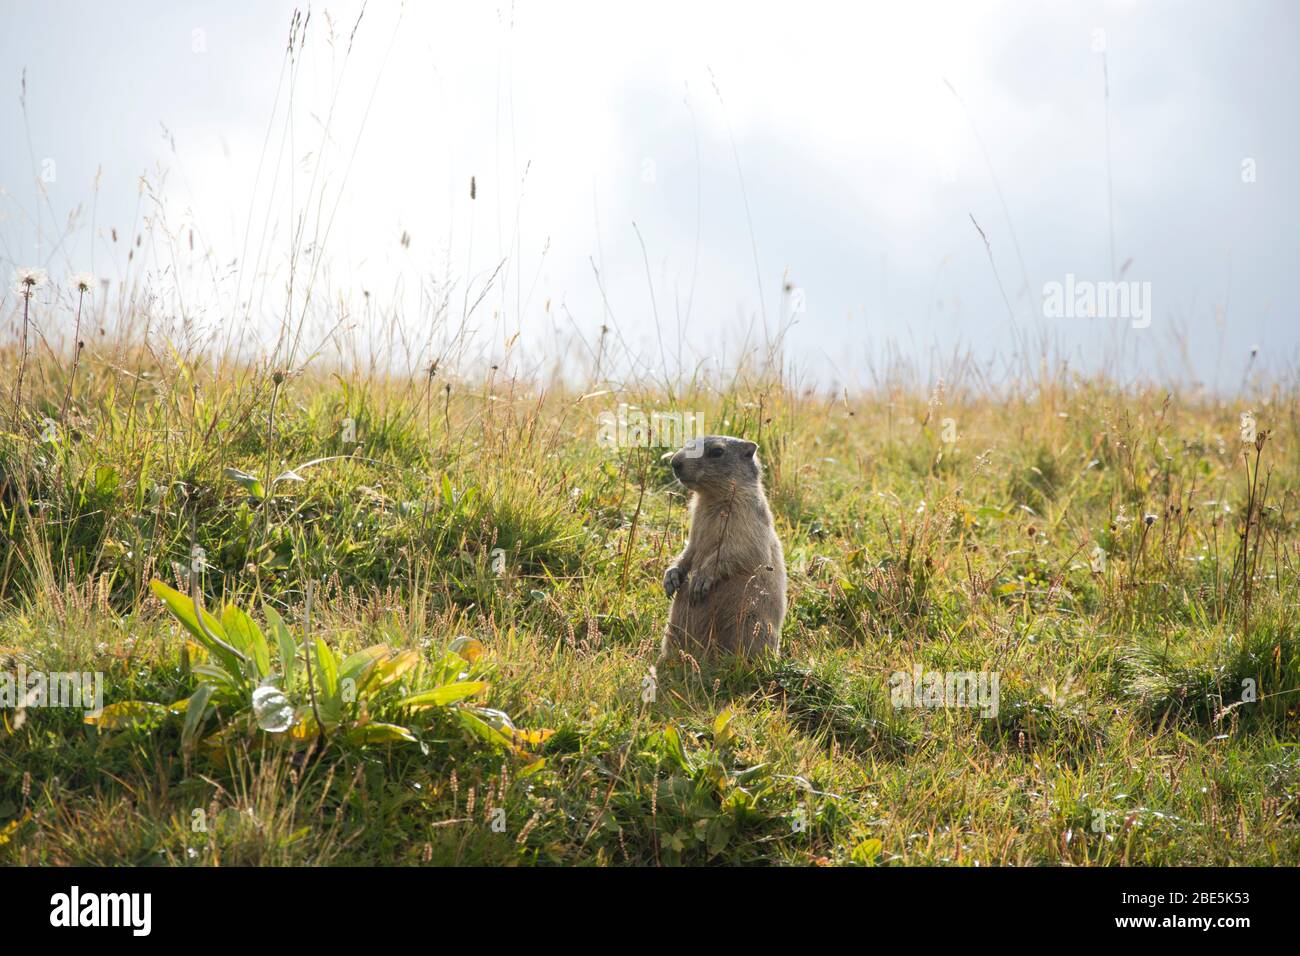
xmin=741 ymin=441 xmax=758 ymax=458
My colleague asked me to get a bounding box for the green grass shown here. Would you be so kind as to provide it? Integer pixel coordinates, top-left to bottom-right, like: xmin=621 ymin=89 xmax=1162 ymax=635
xmin=2 ymin=350 xmax=1299 ymax=866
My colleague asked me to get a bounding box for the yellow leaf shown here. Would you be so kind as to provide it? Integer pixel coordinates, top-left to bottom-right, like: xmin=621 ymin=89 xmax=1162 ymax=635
xmin=449 ymin=636 xmax=486 ymax=664
xmin=851 ymin=838 xmax=883 ymax=865
xmin=201 ymin=726 xmax=237 ymax=751
xmin=510 ymin=727 xmax=555 ymax=747
xmin=0 ymin=812 xmax=32 ymax=846
xmin=713 ymin=708 xmax=735 ymax=747
xmin=371 ymin=649 xmax=419 ymax=688
xmin=85 ymin=701 xmax=168 ymax=730
xmin=340 ymin=644 xmax=392 ymax=685
xmin=290 ymin=715 xmax=320 ymax=742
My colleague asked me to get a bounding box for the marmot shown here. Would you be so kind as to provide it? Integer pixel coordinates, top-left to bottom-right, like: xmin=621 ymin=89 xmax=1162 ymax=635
xmin=661 ymin=435 xmax=787 ymax=659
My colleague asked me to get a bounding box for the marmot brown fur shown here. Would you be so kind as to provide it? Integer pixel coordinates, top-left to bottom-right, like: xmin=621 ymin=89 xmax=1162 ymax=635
xmin=661 ymin=435 xmax=787 ymax=659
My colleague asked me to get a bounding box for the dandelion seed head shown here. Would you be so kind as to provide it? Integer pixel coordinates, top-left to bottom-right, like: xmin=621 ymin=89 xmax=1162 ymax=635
xmin=70 ymin=272 xmax=96 ymax=294
xmin=11 ymin=266 xmax=47 ymax=295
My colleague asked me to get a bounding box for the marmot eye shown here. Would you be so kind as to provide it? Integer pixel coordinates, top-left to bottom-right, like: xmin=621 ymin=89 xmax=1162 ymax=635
xmin=707 ymin=446 xmax=724 ymax=458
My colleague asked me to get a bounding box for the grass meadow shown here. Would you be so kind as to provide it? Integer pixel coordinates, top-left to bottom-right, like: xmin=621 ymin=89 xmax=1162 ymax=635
xmin=1 ymin=301 xmax=1297 ymax=865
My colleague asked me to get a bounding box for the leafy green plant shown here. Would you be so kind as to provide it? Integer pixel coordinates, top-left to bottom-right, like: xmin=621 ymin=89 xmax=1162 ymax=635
xmin=645 ymin=710 xmax=785 ymax=863
xmin=87 ymin=580 xmax=539 ymax=758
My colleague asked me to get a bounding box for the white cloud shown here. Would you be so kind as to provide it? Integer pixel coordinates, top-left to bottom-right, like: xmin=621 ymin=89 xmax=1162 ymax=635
xmin=2 ymin=0 xmax=1297 ymax=385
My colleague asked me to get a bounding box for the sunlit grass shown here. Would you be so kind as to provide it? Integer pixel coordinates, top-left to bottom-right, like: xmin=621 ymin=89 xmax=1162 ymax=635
xmin=1 ymin=342 xmax=1297 ymax=865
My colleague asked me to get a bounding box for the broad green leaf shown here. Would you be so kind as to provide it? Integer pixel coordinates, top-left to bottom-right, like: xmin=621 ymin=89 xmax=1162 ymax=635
xmin=313 ymin=638 xmax=338 ymax=700
xmin=396 ymin=681 xmax=487 ymax=710
xmin=340 ymin=644 xmax=391 ymax=689
xmin=222 ymin=604 xmax=270 ymax=679
xmin=149 ymin=580 xmax=244 ymax=678
xmin=313 ymin=638 xmax=341 ymax=726
xmin=181 ymin=684 xmax=214 ymax=751
xmin=223 ymin=466 xmax=266 ymax=499
xmin=263 ymin=605 xmax=297 ymax=687
xmin=192 ymin=663 xmax=239 ymax=690
xmin=428 ymin=649 xmax=471 ymax=684
xmin=456 ymin=708 xmax=516 ymax=751
xmin=662 ymin=724 xmax=692 ymax=772
xmin=344 ymin=722 xmax=416 ymax=745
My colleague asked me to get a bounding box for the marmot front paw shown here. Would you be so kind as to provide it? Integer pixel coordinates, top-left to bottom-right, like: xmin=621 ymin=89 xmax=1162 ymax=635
xmin=663 ymin=565 xmax=684 ymax=598
xmin=688 ymin=571 xmax=713 ymax=603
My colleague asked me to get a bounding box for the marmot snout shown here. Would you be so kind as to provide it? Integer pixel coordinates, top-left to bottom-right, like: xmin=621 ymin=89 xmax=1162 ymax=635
xmin=661 ymin=435 xmax=787 ymax=660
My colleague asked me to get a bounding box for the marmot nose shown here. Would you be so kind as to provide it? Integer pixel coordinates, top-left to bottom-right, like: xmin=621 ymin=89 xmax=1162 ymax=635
xmin=671 ymin=453 xmax=684 ymax=473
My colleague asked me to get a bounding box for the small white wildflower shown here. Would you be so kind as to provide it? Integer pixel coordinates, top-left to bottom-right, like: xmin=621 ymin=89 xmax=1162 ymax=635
xmin=11 ymin=267 xmax=48 ymax=296
xmin=70 ymin=272 xmax=96 ymax=294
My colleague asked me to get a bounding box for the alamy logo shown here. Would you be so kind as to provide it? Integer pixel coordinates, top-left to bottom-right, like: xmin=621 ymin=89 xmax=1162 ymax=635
xmin=1041 ymin=273 xmax=1151 ymax=329
xmin=49 ymin=886 xmax=151 ymax=936
xmin=0 ymin=667 xmax=103 ymax=717
xmin=597 ymin=404 xmax=705 ymax=452
xmin=889 ymin=666 xmax=1000 ymax=717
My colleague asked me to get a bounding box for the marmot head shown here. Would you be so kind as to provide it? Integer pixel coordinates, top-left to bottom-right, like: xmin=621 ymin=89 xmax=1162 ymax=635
xmin=669 ymin=435 xmax=761 ymax=497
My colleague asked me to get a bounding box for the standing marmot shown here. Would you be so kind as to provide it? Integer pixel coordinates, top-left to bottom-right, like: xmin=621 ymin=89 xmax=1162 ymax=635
xmin=661 ymin=435 xmax=787 ymax=659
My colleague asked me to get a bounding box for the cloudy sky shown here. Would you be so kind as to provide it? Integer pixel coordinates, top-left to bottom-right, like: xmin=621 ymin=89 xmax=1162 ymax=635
xmin=2 ymin=0 xmax=1297 ymax=390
